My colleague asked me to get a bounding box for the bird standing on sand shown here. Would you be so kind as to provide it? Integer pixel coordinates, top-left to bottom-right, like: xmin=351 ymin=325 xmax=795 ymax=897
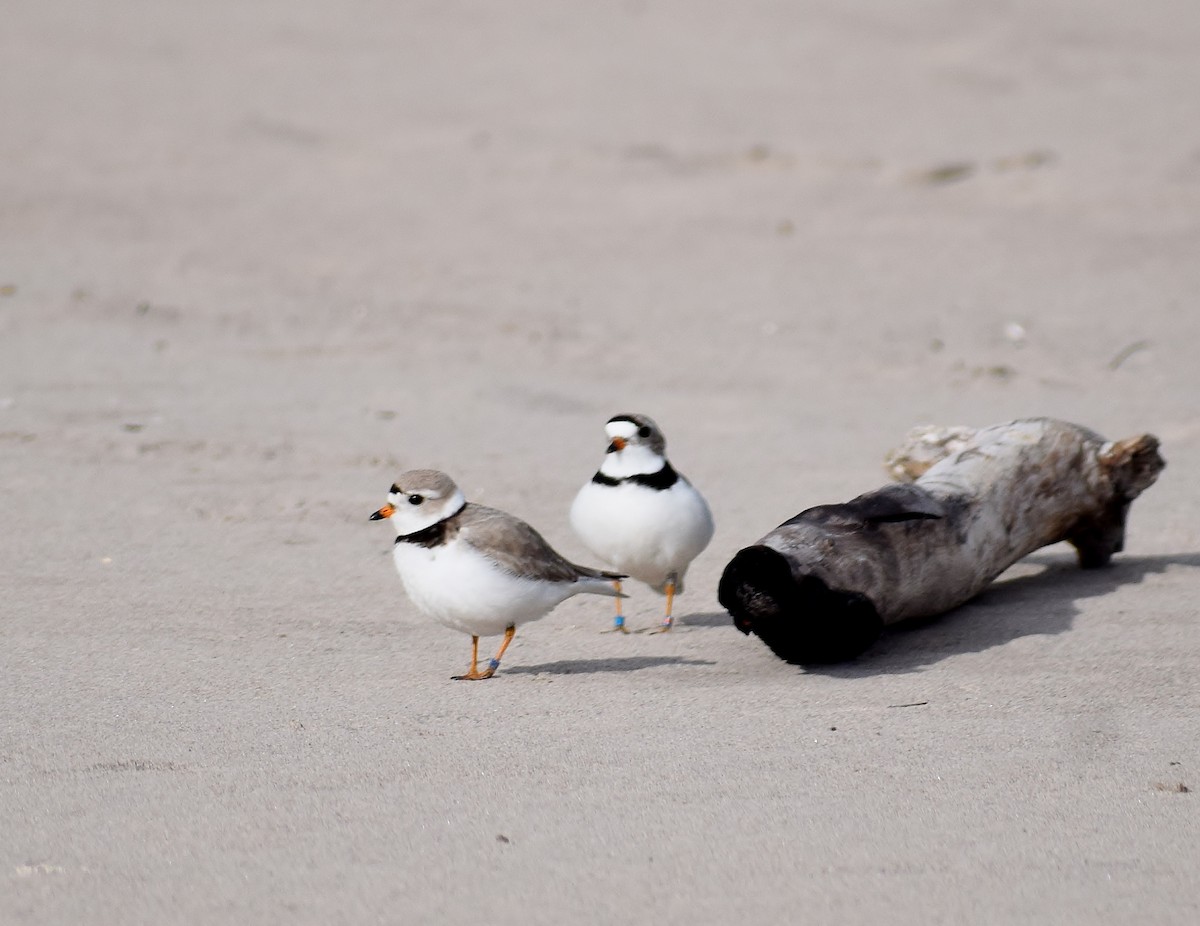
xmin=570 ymin=414 xmax=714 ymax=632
xmin=371 ymin=469 xmax=625 ymax=679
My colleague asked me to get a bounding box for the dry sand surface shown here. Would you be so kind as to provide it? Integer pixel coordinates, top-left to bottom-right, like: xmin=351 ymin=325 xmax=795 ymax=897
xmin=3 ymin=1 xmax=1200 ymax=923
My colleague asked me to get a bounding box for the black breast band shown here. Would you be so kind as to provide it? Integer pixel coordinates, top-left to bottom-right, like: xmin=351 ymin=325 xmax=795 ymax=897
xmin=394 ymin=504 xmax=466 ymax=548
xmin=591 ymin=462 xmax=679 ymax=491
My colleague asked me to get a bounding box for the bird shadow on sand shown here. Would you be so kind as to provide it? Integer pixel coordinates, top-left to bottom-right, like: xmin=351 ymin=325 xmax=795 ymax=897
xmin=805 ymin=550 xmax=1200 ymax=677
xmin=505 ymin=656 xmax=716 ymax=676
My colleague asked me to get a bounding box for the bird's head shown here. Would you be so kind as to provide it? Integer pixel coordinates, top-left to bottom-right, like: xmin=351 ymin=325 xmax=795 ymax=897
xmin=370 ymin=469 xmax=466 ymax=535
xmin=598 ymin=413 xmax=668 ymax=478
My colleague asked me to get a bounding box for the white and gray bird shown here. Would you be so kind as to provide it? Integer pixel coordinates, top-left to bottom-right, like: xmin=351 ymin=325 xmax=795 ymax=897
xmin=371 ymin=469 xmax=625 ymax=679
xmin=569 ymin=414 xmax=714 ymax=632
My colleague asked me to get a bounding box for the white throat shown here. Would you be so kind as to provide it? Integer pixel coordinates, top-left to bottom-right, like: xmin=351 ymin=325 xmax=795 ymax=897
xmin=599 ymin=444 xmax=667 ymax=479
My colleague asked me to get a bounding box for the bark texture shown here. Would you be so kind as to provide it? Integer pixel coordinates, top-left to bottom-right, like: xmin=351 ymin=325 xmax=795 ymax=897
xmin=719 ymin=418 xmax=1165 ymax=664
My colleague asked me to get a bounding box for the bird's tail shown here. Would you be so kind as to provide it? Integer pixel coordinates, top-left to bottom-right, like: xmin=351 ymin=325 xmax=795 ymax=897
xmin=575 ymin=570 xmax=629 ymax=598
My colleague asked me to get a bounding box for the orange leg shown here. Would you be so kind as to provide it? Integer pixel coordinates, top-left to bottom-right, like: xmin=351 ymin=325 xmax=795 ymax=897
xmin=479 ymin=625 xmax=517 ymax=679
xmin=651 ymin=575 xmax=677 ymax=634
xmin=453 ymin=627 xmax=516 ymax=680
xmin=452 ymin=635 xmax=485 ymax=680
xmin=604 ymin=579 xmax=629 ymax=633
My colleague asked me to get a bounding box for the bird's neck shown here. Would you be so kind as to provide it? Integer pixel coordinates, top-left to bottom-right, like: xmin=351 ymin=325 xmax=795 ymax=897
xmin=390 ymin=490 xmax=467 ymax=538
xmin=599 ymin=445 xmax=667 ymax=479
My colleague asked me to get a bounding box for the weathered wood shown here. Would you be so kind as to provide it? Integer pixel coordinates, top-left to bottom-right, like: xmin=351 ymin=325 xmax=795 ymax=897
xmin=719 ymin=418 xmax=1165 ymax=664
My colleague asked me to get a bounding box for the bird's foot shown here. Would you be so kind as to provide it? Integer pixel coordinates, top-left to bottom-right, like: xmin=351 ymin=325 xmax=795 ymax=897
xmin=452 ymin=658 xmax=501 ymax=680
xmin=649 ymin=617 xmax=674 ymax=635
xmin=602 ymin=615 xmax=631 ymax=634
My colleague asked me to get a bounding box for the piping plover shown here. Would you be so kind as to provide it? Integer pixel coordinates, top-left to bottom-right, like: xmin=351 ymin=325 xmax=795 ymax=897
xmin=370 ymin=469 xmax=625 ymax=679
xmin=569 ymin=414 xmax=714 ymax=632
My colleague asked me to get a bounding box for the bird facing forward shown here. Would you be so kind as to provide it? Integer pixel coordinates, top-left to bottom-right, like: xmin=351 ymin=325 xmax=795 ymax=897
xmin=569 ymin=414 xmax=714 ymax=632
xmin=370 ymin=469 xmax=625 ymax=679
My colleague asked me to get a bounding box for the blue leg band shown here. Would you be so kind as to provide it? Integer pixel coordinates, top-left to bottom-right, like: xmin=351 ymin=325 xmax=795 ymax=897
xmin=488 ymin=658 xmax=501 ymax=670
xmin=613 ymin=615 xmax=626 ymax=629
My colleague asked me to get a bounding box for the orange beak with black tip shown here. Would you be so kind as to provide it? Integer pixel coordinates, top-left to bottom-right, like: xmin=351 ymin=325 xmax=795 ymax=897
xmin=607 ymin=437 xmax=627 ymax=453
xmin=369 ymin=504 xmax=395 ymax=521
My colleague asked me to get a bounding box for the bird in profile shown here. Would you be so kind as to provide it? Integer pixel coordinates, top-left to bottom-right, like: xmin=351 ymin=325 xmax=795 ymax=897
xmin=569 ymin=414 xmax=715 ymax=632
xmin=370 ymin=469 xmax=625 ymax=679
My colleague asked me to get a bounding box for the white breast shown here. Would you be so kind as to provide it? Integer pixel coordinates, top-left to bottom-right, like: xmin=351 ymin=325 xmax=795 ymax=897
xmin=392 ymin=538 xmax=576 ymax=637
xmin=570 ymin=479 xmax=714 ymax=591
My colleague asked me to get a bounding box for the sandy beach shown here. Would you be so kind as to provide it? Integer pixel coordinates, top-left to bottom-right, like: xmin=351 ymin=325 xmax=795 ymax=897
xmin=3 ymin=1 xmax=1199 ymax=922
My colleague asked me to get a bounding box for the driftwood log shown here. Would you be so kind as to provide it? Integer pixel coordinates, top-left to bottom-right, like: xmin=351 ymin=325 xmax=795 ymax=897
xmin=719 ymin=418 xmax=1165 ymax=664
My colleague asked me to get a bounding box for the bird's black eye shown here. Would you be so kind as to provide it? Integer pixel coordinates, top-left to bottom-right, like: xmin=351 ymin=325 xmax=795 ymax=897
xmin=408 ymin=495 xmax=423 ymax=506
xmin=637 ymin=425 xmax=651 ymax=438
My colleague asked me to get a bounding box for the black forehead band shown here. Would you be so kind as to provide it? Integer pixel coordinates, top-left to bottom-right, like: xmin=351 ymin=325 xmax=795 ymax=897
xmin=607 ymin=414 xmax=645 ymax=427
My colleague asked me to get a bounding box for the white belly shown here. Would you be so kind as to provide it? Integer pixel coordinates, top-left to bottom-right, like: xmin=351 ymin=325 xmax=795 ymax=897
xmin=569 ymin=480 xmax=714 ymax=591
xmin=392 ymin=539 xmax=575 ymax=637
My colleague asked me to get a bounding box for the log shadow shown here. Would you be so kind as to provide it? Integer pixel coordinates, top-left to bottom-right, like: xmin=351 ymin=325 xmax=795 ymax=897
xmin=505 ymin=656 xmax=717 ymax=676
xmin=676 ymin=611 xmax=732 ymax=629
xmin=806 ymin=550 xmax=1200 ymax=676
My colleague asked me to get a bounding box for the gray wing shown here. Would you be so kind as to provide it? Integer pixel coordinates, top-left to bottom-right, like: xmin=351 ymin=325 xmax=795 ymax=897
xmin=458 ymin=505 xmax=624 ymax=583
